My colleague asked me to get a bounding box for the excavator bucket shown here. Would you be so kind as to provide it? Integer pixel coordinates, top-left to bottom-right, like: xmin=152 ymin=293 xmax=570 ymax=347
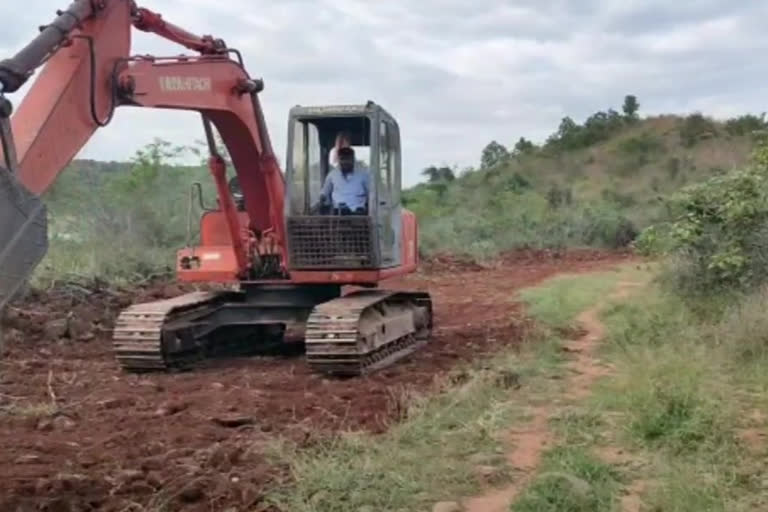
xmin=0 ymin=165 xmax=48 ymax=309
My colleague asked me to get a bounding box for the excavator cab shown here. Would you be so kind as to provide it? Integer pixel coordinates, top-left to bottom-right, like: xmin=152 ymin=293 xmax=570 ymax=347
xmin=284 ymin=102 xmax=401 ymax=271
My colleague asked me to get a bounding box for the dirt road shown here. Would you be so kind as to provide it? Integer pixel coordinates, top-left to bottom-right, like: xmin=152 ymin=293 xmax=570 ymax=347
xmin=0 ymin=249 xmax=631 ymax=512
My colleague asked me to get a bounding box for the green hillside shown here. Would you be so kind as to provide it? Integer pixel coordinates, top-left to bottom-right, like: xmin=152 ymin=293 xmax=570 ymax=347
xmin=404 ymin=97 xmax=767 ymax=259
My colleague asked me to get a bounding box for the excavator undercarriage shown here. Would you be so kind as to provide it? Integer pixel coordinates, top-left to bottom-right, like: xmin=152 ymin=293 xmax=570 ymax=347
xmin=112 ymin=286 xmax=432 ymax=376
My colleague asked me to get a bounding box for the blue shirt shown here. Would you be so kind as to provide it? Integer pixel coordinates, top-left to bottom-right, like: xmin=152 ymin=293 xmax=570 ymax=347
xmin=321 ymin=166 xmax=370 ymax=211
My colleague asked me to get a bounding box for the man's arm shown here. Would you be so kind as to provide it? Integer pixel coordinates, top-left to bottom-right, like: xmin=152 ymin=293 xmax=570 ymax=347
xmin=320 ymin=170 xmax=334 ymax=203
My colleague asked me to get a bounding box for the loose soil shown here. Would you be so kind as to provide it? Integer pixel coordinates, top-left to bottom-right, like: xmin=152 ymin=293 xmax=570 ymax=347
xmin=0 ymin=249 xmax=632 ymax=512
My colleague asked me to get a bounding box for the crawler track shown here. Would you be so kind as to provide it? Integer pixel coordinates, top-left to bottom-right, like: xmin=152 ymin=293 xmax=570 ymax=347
xmin=112 ymin=291 xmax=225 ymax=371
xmin=305 ymin=290 xmax=433 ymax=376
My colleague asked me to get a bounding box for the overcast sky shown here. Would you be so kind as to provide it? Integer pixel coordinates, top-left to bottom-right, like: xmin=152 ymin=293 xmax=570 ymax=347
xmin=2 ymin=1 xmax=768 ymax=186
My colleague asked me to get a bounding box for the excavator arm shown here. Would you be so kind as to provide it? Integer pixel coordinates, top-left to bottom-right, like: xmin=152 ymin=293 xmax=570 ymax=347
xmin=0 ymin=0 xmax=286 ymax=310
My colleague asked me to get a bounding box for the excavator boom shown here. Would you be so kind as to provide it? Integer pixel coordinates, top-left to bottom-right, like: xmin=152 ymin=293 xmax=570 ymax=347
xmin=0 ymin=0 xmax=281 ymax=306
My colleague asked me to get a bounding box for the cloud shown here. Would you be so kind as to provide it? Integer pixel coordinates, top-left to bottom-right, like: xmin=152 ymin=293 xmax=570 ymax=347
xmin=1 ymin=0 xmax=767 ymax=186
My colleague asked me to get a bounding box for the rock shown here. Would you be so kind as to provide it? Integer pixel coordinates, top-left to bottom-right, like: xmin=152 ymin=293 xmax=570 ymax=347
xmin=55 ymin=472 xmax=89 ymax=487
xmin=78 ymin=455 xmax=99 ymax=469
xmin=211 ymin=382 xmax=225 ymax=390
xmin=468 ymin=453 xmax=493 ymax=465
xmin=211 ymin=415 xmax=255 ymax=428
xmin=141 ymin=456 xmax=165 ymax=471
xmin=72 ymin=305 xmax=99 ymax=326
xmin=52 ymin=415 xmax=76 ymax=432
xmin=433 ymin=502 xmax=462 ymax=512
xmin=146 ymin=471 xmax=163 ymax=489
xmin=44 ymin=319 xmax=68 ymax=340
xmin=475 ymin=465 xmax=497 ymax=478
xmin=15 ymin=454 xmax=43 ymax=464
xmin=68 ymin=317 xmax=94 ymax=341
xmin=178 ymin=481 xmax=206 ymax=503
xmin=141 ymin=380 xmax=165 ymax=392
xmin=155 ymin=402 xmax=188 ymax=416
xmin=99 ymin=398 xmax=135 ymax=410
xmin=5 ymin=328 xmax=23 ymax=345
xmin=116 ymin=469 xmax=144 ymax=484
xmin=495 ymin=370 xmax=521 ymax=390
xmin=121 ymin=482 xmax=156 ymax=496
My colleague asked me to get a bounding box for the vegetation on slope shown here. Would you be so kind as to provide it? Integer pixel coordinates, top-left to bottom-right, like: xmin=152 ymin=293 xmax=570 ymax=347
xmin=38 ymin=139 xmax=220 ymax=284
xmin=405 ymin=97 xmax=767 ymax=259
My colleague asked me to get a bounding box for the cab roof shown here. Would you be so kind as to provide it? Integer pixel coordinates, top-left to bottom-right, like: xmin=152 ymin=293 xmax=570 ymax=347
xmin=289 ymin=101 xmax=397 ymax=125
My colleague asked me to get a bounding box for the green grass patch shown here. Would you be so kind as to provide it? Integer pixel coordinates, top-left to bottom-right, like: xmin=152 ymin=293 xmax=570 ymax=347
xmin=511 ymin=446 xmax=623 ymax=512
xmin=517 ymin=264 xmax=642 ymax=330
xmin=578 ymin=276 xmax=768 ymax=510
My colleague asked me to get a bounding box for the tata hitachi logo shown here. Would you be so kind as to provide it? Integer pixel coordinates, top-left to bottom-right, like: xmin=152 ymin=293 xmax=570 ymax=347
xmin=159 ymin=76 xmax=212 ymax=92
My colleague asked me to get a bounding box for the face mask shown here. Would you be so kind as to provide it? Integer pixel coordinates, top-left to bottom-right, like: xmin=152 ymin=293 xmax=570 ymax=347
xmin=339 ymin=159 xmax=354 ymax=172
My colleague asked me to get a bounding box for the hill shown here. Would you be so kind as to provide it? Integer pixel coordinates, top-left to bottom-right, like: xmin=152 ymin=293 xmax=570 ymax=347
xmin=404 ymin=99 xmax=767 ymax=259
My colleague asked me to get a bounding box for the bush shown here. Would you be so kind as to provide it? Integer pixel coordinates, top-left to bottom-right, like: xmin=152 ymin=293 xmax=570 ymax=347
xmin=38 ymin=139 xmax=215 ymax=284
xmin=618 ymin=133 xmax=664 ymax=157
xmin=724 ymin=113 xmax=767 ymax=137
xmin=679 ymin=113 xmax=718 ymax=147
xmin=638 ymin=142 xmax=768 ymax=294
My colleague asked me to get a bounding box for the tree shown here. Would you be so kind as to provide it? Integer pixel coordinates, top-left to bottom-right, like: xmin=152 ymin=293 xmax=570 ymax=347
xmin=421 ymin=165 xmax=455 ymax=183
xmin=480 ymin=141 xmax=510 ymax=169
xmin=512 ymin=137 xmax=536 ymax=156
xmin=622 ymin=95 xmax=640 ymax=121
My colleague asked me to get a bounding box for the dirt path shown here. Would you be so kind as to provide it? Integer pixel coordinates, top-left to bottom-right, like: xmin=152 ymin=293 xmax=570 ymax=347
xmin=462 ymin=279 xmax=643 ymax=512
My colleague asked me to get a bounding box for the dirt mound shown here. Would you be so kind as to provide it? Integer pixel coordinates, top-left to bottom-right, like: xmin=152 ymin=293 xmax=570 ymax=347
xmin=421 ymin=253 xmax=489 ymax=273
xmin=1 ymin=279 xmax=206 ymax=348
xmin=0 ymin=250 xmax=633 ymax=511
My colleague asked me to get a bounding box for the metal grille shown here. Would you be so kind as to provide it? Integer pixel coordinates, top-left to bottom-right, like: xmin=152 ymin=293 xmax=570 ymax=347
xmin=287 ymin=216 xmax=377 ymax=269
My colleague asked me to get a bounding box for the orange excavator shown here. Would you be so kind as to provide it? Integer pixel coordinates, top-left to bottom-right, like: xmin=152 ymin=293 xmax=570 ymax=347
xmin=0 ymin=0 xmax=432 ymax=375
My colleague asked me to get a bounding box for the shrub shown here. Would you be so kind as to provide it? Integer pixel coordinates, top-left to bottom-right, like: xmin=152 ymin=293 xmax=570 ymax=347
xmin=618 ymin=133 xmax=664 ymax=157
xmin=679 ymin=113 xmax=718 ymax=147
xmin=666 ymin=157 xmax=681 ymax=180
xmin=638 ymin=141 xmax=768 ymax=293
xmin=724 ymin=113 xmax=767 ymax=137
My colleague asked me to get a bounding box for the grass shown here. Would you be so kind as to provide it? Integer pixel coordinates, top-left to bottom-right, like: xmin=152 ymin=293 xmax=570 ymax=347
xmin=516 ymin=270 xmax=621 ymax=330
xmin=558 ymin=272 xmax=768 ymax=511
xmin=264 ymin=351 xmax=547 ymax=511
xmin=511 ymin=446 xmax=623 ymax=512
xmin=503 ymin=262 xmax=768 ymax=511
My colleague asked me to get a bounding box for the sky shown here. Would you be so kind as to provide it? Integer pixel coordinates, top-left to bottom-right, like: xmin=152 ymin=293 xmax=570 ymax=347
xmin=2 ymin=1 xmax=768 ymax=186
